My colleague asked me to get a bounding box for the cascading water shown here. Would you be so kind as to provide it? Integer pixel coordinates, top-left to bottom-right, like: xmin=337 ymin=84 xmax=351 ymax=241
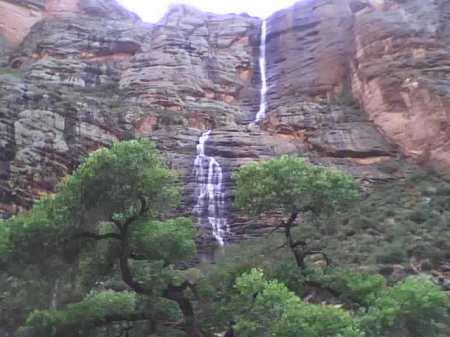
xmin=193 ymin=20 xmax=268 ymax=245
xmin=255 ymin=19 xmax=268 ymax=122
xmin=193 ymin=130 xmax=228 ymax=246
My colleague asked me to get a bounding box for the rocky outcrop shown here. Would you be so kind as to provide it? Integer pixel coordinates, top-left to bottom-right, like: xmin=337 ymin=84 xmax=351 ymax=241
xmin=263 ymin=0 xmax=450 ymax=177
xmin=265 ymin=0 xmax=353 ymax=103
xmin=0 ymin=0 xmax=136 ymax=48
xmin=0 ymin=0 xmax=262 ymax=218
xmin=257 ymin=0 xmax=405 ymax=190
xmin=0 ymin=0 xmax=44 ymax=47
xmin=0 ymin=0 xmax=448 ymax=244
xmin=350 ymin=0 xmax=450 ymax=177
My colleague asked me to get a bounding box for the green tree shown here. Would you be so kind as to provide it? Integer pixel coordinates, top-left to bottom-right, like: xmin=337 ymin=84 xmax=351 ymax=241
xmin=226 ymin=269 xmax=361 ymax=337
xmin=1 ymin=139 xmax=205 ymax=337
xmin=360 ymin=276 xmax=449 ymax=337
xmin=233 ymin=155 xmax=359 ymax=268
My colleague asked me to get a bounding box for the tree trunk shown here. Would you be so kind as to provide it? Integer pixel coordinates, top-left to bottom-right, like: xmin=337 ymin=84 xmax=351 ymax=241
xmin=283 ymin=211 xmax=307 ymax=269
xmin=164 ymin=284 xmax=207 ymax=337
xmin=116 ymin=215 xmax=206 ymax=337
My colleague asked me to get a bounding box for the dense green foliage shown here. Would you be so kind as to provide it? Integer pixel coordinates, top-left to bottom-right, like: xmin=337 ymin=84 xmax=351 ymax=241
xmin=130 ymin=218 xmax=195 ymax=265
xmin=234 ymin=155 xmax=359 ymax=216
xmin=206 ymin=238 xmax=386 ymax=306
xmin=227 ymin=157 xmax=449 ymax=337
xmin=361 ymin=277 xmax=449 ymax=337
xmin=1 ymin=139 xmax=181 ymax=264
xmin=55 ymin=138 xmax=179 ymax=223
xmin=1 ymin=148 xmax=449 ymax=337
xmin=26 ymin=291 xmax=136 ymax=333
xmin=321 ymin=172 xmax=450 ymax=266
xmin=0 ymin=139 xmax=197 ymax=336
xmin=205 ymin=241 xmax=449 ymax=337
xmin=226 ymin=269 xmax=360 ymax=337
xmin=306 ymin=267 xmax=386 ymax=307
xmin=234 ymin=155 xmax=360 ymax=269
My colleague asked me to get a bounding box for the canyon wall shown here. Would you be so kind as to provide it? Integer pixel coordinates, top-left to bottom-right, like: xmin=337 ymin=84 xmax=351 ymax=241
xmin=0 ymin=0 xmax=448 ymax=244
xmin=264 ymin=0 xmax=450 ymax=175
xmin=350 ymin=0 xmax=450 ymax=177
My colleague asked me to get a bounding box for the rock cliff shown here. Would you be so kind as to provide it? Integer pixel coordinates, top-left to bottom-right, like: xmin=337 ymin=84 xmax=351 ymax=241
xmin=0 ymin=0 xmax=448 ymax=245
xmin=351 ymin=0 xmax=450 ymax=177
xmin=263 ymin=0 xmax=450 ymax=176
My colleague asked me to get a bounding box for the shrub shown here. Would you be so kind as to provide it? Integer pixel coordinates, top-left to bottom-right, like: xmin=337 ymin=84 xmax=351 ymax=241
xmin=360 ymin=276 xmax=449 ymax=337
xmin=229 ymin=269 xmax=361 ymax=337
xmin=375 ymin=241 xmax=408 ymax=264
xmin=307 ymin=268 xmax=386 ymax=307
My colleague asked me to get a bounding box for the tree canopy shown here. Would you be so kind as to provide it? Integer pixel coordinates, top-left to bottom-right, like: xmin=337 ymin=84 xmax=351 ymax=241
xmin=229 ymin=156 xmax=449 ymax=337
xmin=360 ymin=276 xmax=449 ymax=337
xmin=0 ymin=139 xmax=201 ymax=337
xmin=226 ymin=269 xmax=361 ymax=337
xmin=1 ymin=146 xmax=449 ymax=337
xmin=234 ymin=155 xmax=359 ymax=217
xmin=2 ymin=139 xmax=182 ymax=262
xmin=233 ymin=155 xmax=359 ymax=268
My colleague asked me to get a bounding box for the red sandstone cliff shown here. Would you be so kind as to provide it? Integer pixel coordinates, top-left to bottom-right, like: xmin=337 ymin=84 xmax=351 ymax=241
xmin=264 ymin=0 xmax=450 ymax=176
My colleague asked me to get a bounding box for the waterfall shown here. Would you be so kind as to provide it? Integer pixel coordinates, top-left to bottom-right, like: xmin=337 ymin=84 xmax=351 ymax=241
xmin=193 ymin=130 xmax=228 ymax=245
xmin=192 ymin=20 xmax=268 ymax=245
xmin=255 ymin=19 xmax=268 ymax=122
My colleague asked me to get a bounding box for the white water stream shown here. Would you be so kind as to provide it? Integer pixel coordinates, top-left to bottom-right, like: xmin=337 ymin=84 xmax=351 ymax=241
xmin=255 ymin=20 xmax=268 ymax=122
xmin=193 ymin=131 xmax=228 ymax=245
xmin=193 ymin=20 xmax=268 ymax=245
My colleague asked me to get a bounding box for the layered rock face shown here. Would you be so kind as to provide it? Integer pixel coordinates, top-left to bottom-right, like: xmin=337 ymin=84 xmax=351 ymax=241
xmin=0 ymin=0 xmax=448 ymax=244
xmin=263 ymin=0 xmax=450 ymax=176
xmin=0 ymin=0 xmax=261 ymax=221
xmin=350 ymin=0 xmax=450 ymax=177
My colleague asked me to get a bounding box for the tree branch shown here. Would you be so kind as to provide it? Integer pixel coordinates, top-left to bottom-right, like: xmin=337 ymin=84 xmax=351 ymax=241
xmin=303 ymin=280 xmax=347 ymax=303
xmin=284 ymin=211 xmax=299 ymax=227
xmin=138 ymin=195 xmax=149 ymax=214
xmin=129 ymin=251 xmax=147 ymax=260
xmin=93 ymin=313 xmax=154 ymax=326
xmin=303 ymin=250 xmax=331 ymax=266
xmin=111 ymin=195 xmax=205 ymax=337
xmin=283 ymin=211 xmax=305 ymax=268
xmin=119 ymin=234 xmax=144 ymax=294
xmin=112 ymin=195 xmax=149 ymax=231
xmin=91 ymin=312 xmax=182 ymax=328
xmin=273 ymin=240 xmax=306 ymax=251
xmin=72 ymin=232 xmax=121 ymax=241
xmin=291 ymin=240 xmax=307 ymax=248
